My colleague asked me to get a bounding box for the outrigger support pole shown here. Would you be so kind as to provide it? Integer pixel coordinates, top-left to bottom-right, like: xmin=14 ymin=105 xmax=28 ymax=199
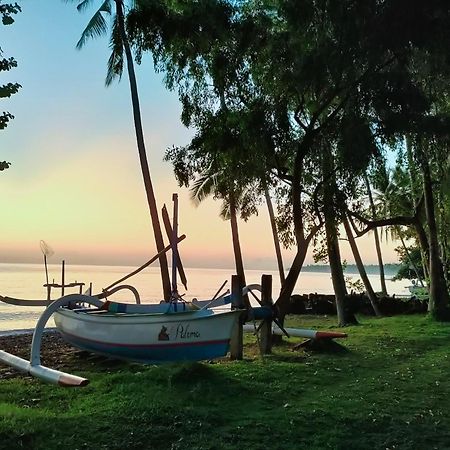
xmin=0 ymin=351 xmax=89 ymax=387
xmin=0 ymin=294 xmax=103 ymax=387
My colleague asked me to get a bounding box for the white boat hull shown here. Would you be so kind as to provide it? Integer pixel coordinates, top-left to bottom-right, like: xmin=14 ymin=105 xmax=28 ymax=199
xmin=54 ymin=308 xmax=241 ymax=363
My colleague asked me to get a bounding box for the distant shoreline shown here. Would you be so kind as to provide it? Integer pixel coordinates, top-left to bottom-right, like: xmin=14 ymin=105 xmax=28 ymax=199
xmin=301 ymin=264 xmax=399 ymax=276
xmin=0 ymin=261 xmax=400 ymax=275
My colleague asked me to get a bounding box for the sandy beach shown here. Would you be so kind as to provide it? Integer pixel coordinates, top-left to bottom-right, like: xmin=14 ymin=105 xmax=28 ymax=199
xmin=0 ymin=331 xmax=127 ymax=381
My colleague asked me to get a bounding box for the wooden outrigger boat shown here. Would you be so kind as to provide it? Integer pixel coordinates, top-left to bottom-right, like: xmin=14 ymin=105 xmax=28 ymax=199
xmin=53 ymin=299 xmax=240 ymax=364
xmin=0 ymin=279 xmax=348 ymax=386
xmin=0 ymin=196 xmax=347 ymax=386
xmin=0 ymin=195 xmax=243 ymax=385
xmin=0 ymin=293 xmax=240 ymax=386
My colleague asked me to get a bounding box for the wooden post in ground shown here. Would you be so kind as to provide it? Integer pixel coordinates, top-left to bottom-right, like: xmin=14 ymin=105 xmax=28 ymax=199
xmin=230 ymin=275 xmax=244 ymax=360
xmin=259 ymin=274 xmax=273 ymax=355
xmin=61 ymin=260 xmax=65 ymax=297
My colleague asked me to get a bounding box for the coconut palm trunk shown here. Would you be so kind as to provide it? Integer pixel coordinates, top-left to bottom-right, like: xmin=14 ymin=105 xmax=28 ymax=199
xmin=419 ymin=144 xmax=449 ymax=319
xmin=264 ymin=182 xmax=285 ymax=285
xmin=115 ymin=0 xmax=171 ymax=300
xmin=405 ymin=136 xmax=430 ymax=280
xmin=397 ymin=228 xmax=425 ymax=286
xmin=343 ymin=214 xmax=382 ymax=316
xmin=325 ymin=214 xmax=352 ymax=325
xmin=365 ymin=175 xmax=388 ymax=296
xmin=322 ymin=147 xmax=356 ymax=326
xmin=228 ymin=189 xmax=246 ymax=288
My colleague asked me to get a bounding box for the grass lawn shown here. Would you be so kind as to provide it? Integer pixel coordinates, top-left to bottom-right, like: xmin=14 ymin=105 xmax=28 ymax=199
xmin=1 ymin=314 xmax=450 ymax=450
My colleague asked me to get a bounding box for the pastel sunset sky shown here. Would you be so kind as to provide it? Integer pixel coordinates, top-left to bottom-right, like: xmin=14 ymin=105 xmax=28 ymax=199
xmin=0 ymin=1 xmax=399 ymax=270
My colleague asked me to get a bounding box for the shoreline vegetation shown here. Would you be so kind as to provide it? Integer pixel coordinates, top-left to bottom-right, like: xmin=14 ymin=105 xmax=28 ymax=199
xmin=302 ymin=264 xmax=400 ymax=275
xmin=1 ymin=315 xmax=450 ymax=449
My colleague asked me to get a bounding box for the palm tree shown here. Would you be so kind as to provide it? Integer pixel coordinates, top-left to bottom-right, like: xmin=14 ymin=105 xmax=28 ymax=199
xmin=343 ymin=214 xmax=382 ymax=316
xmin=322 ymin=147 xmax=355 ymax=326
xmin=190 ymin=170 xmax=247 ymax=288
xmin=364 ymin=174 xmax=388 ymax=296
xmin=263 ymin=181 xmax=285 ymax=285
xmin=68 ymin=0 xmax=171 ymax=300
xmin=373 ymin=164 xmax=429 ymax=283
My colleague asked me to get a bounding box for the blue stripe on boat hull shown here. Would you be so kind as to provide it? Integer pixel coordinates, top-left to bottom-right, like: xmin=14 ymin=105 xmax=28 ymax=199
xmin=59 ymin=331 xmax=231 ymax=363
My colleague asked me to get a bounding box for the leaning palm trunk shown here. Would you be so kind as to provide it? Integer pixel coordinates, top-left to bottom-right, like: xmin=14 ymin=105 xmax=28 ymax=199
xmin=325 ymin=215 xmax=352 ymax=325
xmin=406 ymin=136 xmax=430 ymax=281
xmin=264 ymin=182 xmax=285 ymax=285
xmin=343 ymin=215 xmax=382 ymax=316
xmin=419 ymin=144 xmax=450 ymax=319
xmin=275 ymin=132 xmax=322 ymax=324
xmin=405 ymin=135 xmax=430 ymax=285
xmin=397 ymin=227 xmax=425 ymax=287
xmin=365 ymin=175 xmax=387 ymax=296
xmin=277 ymin=244 xmax=308 ymax=323
xmin=414 ymin=222 xmax=430 ymax=281
xmin=322 ymin=148 xmax=356 ymax=326
xmin=229 ymin=190 xmax=246 ymax=288
xmin=115 ymin=0 xmax=171 ymax=300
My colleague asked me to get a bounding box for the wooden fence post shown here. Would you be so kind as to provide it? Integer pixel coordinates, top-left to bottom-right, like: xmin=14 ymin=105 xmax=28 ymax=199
xmin=230 ymin=275 xmax=244 ymax=360
xmin=259 ymin=274 xmax=273 ymax=355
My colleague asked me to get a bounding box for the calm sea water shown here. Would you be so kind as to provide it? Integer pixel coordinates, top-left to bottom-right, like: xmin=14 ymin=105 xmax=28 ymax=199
xmin=0 ymin=263 xmax=410 ymax=331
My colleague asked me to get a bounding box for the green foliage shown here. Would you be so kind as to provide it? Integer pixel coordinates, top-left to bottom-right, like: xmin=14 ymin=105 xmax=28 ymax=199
xmin=1 ymin=1 xmax=21 ymax=173
xmin=337 ymin=113 xmax=379 ymax=175
xmin=2 ymin=316 xmax=450 ymax=449
xmin=312 ymin=230 xmax=328 ymax=264
xmin=127 ymin=1 xmax=450 ymax=309
xmin=340 ymin=260 xmax=365 ymax=293
xmin=0 ymin=1 xmax=20 ymax=25
xmin=393 ymin=245 xmax=425 ymax=281
xmin=68 ymin=0 xmax=127 ymax=86
xmin=74 ymin=0 xmax=112 ymax=50
xmin=344 ymin=276 xmax=365 ymax=294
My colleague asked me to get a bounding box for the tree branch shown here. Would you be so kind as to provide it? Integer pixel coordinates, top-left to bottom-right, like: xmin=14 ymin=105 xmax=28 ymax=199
xmin=347 ymin=208 xmax=417 ymax=237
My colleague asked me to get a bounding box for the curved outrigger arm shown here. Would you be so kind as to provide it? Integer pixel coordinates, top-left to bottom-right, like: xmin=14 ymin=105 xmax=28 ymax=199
xmin=0 ymin=295 xmax=51 ymax=307
xmin=0 ymin=294 xmax=103 ymax=387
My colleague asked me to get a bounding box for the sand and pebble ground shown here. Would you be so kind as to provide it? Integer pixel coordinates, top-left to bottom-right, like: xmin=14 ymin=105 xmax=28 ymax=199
xmin=0 ymin=331 xmax=125 ymax=381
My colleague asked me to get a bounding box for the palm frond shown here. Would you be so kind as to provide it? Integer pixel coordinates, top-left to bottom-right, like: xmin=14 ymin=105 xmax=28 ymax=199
xmin=190 ymin=172 xmax=218 ymax=206
xmin=219 ymin=200 xmax=231 ymax=220
xmin=76 ymin=0 xmax=95 ymax=12
xmin=105 ymin=15 xmax=124 ymax=86
xmin=76 ymin=0 xmax=112 ymax=49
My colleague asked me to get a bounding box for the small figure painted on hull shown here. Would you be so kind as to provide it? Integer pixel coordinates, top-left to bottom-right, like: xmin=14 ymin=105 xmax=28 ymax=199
xmin=158 ymin=326 xmax=170 ymax=341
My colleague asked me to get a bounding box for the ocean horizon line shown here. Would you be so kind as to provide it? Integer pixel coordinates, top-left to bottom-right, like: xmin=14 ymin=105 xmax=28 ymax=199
xmin=0 ymin=261 xmax=399 ymax=276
